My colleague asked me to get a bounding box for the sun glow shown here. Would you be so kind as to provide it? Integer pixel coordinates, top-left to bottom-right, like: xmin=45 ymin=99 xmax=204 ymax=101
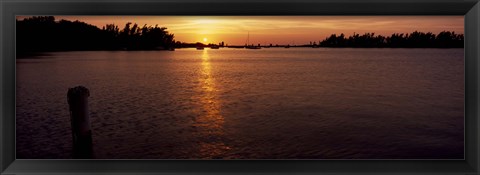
xmin=203 ymin=38 xmax=208 ymax=42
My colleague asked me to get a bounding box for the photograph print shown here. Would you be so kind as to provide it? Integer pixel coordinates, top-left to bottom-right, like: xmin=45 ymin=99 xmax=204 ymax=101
xmin=16 ymin=16 xmax=464 ymax=159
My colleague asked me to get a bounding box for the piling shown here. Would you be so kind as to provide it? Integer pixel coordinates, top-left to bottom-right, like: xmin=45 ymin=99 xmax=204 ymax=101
xmin=67 ymin=86 xmax=93 ymax=158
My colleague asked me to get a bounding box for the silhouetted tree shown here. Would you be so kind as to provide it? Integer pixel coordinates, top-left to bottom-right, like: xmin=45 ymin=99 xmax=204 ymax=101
xmin=17 ymin=16 xmax=177 ymax=55
xmin=320 ymin=31 xmax=463 ymax=48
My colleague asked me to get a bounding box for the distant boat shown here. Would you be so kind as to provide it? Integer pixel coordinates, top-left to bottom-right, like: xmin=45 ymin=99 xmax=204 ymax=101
xmin=210 ymin=45 xmax=220 ymax=49
xmin=196 ymin=47 xmax=204 ymax=50
xmin=245 ymin=32 xmax=261 ymax=49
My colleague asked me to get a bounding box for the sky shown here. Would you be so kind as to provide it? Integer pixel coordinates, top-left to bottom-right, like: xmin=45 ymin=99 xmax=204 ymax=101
xmin=17 ymin=16 xmax=464 ymax=45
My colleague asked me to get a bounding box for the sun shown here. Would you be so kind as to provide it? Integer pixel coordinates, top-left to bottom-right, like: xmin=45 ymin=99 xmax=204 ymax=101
xmin=203 ymin=38 xmax=208 ymax=42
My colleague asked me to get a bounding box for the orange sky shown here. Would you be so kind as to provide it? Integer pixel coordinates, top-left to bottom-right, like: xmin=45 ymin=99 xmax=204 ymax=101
xmin=17 ymin=16 xmax=464 ymax=45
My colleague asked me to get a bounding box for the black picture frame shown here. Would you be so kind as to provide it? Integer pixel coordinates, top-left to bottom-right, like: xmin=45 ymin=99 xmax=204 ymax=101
xmin=1 ymin=0 xmax=479 ymax=174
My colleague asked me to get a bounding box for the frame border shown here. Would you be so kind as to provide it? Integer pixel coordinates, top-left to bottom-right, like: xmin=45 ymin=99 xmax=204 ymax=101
xmin=2 ymin=0 xmax=479 ymax=174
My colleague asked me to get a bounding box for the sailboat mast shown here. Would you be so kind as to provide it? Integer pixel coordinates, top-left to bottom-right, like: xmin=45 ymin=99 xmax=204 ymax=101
xmin=247 ymin=31 xmax=250 ymax=46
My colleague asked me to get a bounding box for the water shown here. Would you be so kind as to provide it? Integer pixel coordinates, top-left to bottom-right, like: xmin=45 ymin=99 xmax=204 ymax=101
xmin=16 ymin=48 xmax=464 ymax=159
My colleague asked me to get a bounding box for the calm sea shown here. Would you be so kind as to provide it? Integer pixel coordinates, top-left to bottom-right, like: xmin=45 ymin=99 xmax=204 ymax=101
xmin=16 ymin=48 xmax=464 ymax=159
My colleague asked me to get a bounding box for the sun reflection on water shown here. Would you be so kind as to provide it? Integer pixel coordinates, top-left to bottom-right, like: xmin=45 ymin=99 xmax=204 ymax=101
xmin=193 ymin=49 xmax=230 ymax=158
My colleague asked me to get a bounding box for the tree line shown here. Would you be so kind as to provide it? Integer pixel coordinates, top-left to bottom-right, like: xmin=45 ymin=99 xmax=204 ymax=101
xmin=17 ymin=16 xmax=176 ymax=55
xmin=318 ymin=31 xmax=463 ymax=48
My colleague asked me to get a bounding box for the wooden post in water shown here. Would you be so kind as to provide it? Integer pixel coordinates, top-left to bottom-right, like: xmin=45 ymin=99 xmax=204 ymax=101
xmin=67 ymin=86 xmax=93 ymax=158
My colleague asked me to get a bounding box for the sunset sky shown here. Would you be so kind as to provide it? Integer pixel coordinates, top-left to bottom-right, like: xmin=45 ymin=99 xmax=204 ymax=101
xmin=18 ymin=16 xmax=464 ymax=45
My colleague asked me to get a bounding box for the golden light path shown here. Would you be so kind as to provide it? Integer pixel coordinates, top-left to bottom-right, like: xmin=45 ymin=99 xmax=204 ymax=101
xmin=193 ymin=49 xmax=231 ymax=158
